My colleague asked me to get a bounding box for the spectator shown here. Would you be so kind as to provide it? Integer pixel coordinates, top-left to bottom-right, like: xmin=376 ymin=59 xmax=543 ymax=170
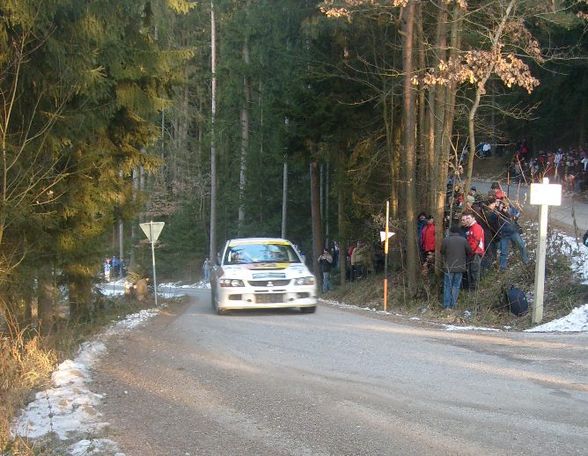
xmin=331 ymin=240 xmax=340 ymax=271
xmin=496 ymin=201 xmax=530 ymax=270
xmin=103 ymin=258 xmax=111 ymax=282
xmin=318 ymin=248 xmax=333 ymax=293
xmin=490 ymin=181 xmax=506 ymax=200
xmin=420 ymin=215 xmax=436 ymax=275
xmin=477 ymin=196 xmax=501 ymax=274
xmin=351 ymin=240 xmax=373 ymax=280
xmin=461 ymin=211 xmax=484 ymax=290
xmin=441 ymin=224 xmax=472 ymax=309
xmin=111 ymin=255 xmax=121 ymax=279
xmin=202 ymin=257 xmax=211 ymax=282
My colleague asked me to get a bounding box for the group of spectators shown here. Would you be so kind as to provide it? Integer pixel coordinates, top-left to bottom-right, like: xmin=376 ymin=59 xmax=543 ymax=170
xmin=474 ymin=139 xmax=588 ymax=194
xmin=103 ymin=255 xmax=125 ymax=281
xmin=510 ymin=145 xmax=588 ymax=192
xmin=437 ymin=182 xmax=530 ymax=309
xmin=318 ymin=240 xmax=377 ymax=293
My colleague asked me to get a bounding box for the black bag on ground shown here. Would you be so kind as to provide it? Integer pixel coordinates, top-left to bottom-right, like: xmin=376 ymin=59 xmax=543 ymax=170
xmin=502 ymin=285 xmax=528 ymax=316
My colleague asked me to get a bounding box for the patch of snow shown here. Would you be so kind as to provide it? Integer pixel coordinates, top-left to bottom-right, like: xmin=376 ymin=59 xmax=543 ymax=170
xmin=444 ymin=325 xmax=501 ymax=332
xmin=525 ymin=304 xmax=588 ymax=333
xmin=68 ymin=439 xmax=124 ymax=456
xmin=11 ymin=308 xmax=159 ymax=453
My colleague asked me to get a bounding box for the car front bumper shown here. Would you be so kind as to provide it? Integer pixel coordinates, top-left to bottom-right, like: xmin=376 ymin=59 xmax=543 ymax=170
xmin=216 ymin=284 xmax=317 ymax=310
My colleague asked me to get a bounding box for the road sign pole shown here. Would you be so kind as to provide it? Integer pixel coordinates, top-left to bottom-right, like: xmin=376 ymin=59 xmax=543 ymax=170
xmin=384 ymin=201 xmax=390 ymax=312
xmin=151 ymin=231 xmax=158 ymax=307
xmin=139 ymin=221 xmax=165 ymax=307
xmin=533 ymin=203 xmax=548 ymax=323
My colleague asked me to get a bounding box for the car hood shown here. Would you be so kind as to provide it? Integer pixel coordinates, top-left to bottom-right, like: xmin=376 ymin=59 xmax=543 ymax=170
xmin=221 ymin=263 xmax=312 ymax=279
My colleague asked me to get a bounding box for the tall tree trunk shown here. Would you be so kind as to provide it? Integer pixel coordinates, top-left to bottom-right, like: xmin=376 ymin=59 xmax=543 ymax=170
xmin=37 ymin=266 xmax=54 ymax=335
xmin=384 ymin=91 xmax=400 ymax=220
xmin=432 ymin=2 xmax=448 ymax=216
xmin=392 ymin=106 xmax=402 ymax=223
xmin=238 ymin=34 xmax=251 ymax=233
xmin=402 ymin=1 xmax=418 ymax=292
xmin=434 ymin=4 xmax=462 ymax=273
xmin=209 ymin=0 xmax=218 ymax=263
xmin=310 ymin=160 xmax=323 ymax=284
xmin=416 ymin=2 xmax=428 ymax=207
xmin=281 ymin=159 xmax=288 ymax=238
xmin=337 ymin=162 xmax=346 ymax=286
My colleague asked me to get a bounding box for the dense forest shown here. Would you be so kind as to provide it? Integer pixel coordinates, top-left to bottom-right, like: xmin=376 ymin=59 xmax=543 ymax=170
xmin=1 ymin=0 xmax=587 ymax=329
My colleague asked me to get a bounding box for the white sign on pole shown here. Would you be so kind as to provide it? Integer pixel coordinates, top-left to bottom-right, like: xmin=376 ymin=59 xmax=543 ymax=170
xmin=529 ymin=178 xmax=562 ymax=324
xmin=139 ymin=221 xmax=165 ymax=307
xmin=140 ymin=222 xmax=165 ymax=242
xmin=379 ymin=231 xmax=395 ymax=242
xmin=530 ymin=182 xmax=562 ymax=206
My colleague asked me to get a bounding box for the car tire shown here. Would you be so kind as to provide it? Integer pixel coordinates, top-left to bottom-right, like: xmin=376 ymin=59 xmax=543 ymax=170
xmin=210 ymin=286 xmax=217 ymax=310
xmin=300 ymin=306 xmax=316 ymax=314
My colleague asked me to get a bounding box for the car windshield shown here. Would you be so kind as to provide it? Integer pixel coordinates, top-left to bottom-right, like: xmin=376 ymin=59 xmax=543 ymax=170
xmin=224 ymin=243 xmax=301 ymax=265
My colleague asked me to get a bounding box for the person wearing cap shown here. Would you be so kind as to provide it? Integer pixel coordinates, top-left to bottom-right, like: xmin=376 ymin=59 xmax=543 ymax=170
xmin=460 ymin=211 xmax=485 ymax=290
xmin=420 ymin=215 xmax=436 ymax=275
xmin=490 ymin=181 xmax=506 ymax=200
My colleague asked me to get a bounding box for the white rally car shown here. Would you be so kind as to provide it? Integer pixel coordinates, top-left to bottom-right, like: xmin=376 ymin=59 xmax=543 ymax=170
xmin=210 ymin=238 xmax=317 ymax=315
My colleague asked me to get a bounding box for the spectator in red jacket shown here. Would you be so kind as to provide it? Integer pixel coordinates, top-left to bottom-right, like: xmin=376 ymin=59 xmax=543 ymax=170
xmin=461 ymin=211 xmax=485 ymax=290
xmin=421 ymin=215 xmax=436 ymax=275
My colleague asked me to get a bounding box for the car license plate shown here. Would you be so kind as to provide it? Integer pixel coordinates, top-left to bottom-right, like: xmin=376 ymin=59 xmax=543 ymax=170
xmin=255 ymin=293 xmax=284 ymax=304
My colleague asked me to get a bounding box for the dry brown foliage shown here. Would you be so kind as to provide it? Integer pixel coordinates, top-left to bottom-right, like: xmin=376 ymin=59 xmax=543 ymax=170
xmin=0 ymin=327 xmax=56 ymax=452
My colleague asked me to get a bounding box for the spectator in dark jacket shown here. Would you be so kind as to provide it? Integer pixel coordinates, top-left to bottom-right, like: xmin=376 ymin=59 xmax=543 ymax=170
xmin=496 ymin=201 xmax=529 ymax=270
xmin=441 ymin=224 xmax=473 ymax=309
xmin=477 ymin=196 xmax=501 ymax=274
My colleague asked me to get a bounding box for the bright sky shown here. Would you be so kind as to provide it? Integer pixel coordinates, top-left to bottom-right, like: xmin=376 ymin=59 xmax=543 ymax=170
xmin=10 ymin=231 xmax=588 ymax=454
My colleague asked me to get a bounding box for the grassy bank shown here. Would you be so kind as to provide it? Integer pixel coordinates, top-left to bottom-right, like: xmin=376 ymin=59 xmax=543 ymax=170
xmin=0 ymin=292 xmax=164 ymax=455
xmin=324 ymin=227 xmax=588 ymax=330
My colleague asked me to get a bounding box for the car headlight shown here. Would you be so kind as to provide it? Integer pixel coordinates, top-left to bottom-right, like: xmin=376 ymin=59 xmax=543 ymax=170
xmin=219 ymin=278 xmax=245 ymax=287
xmin=294 ymin=276 xmax=315 ymax=286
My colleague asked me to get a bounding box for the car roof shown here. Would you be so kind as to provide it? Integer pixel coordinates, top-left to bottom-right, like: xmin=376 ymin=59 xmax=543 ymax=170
xmin=226 ymin=237 xmax=292 ymax=246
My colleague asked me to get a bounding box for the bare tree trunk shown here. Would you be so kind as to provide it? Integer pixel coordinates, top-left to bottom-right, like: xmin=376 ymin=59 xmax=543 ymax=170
xmin=392 ymin=107 xmax=402 ymax=222
xmin=238 ymin=34 xmax=251 ymax=233
xmin=281 ymin=160 xmax=288 ymax=238
xmin=416 ymin=2 xmax=428 ymax=206
xmin=432 ymin=2 xmax=448 ymax=218
xmin=310 ymin=160 xmax=323 ymax=285
xmin=434 ymin=4 xmax=462 ymax=273
xmin=209 ymin=0 xmax=218 ymax=263
xmin=402 ymin=1 xmax=418 ymax=292
xmin=37 ymin=266 xmax=54 ymax=335
xmin=337 ymin=166 xmax=346 ymax=286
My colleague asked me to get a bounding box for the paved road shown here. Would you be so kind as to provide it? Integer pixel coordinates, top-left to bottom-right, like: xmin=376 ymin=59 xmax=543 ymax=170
xmin=473 ymin=180 xmax=588 ymax=234
xmin=93 ymin=289 xmax=588 ymax=455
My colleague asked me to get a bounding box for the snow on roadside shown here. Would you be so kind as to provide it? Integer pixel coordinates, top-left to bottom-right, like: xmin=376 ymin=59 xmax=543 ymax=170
xmin=525 ymin=304 xmax=588 ymax=333
xmin=553 ymin=231 xmax=588 ymax=284
xmin=11 ymin=308 xmax=159 ymax=453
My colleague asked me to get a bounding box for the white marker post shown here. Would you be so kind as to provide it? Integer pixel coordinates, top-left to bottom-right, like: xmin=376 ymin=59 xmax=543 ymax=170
xmin=139 ymin=221 xmax=165 ymax=307
xmin=380 ymin=201 xmax=395 ymax=312
xmin=529 ymin=178 xmax=561 ymax=323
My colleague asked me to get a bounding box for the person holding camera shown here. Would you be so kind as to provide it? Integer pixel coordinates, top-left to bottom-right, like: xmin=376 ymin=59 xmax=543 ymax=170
xmin=318 ymin=248 xmax=333 ymax=293
xmin=496 ymin=200 xmax=529 ymax=270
